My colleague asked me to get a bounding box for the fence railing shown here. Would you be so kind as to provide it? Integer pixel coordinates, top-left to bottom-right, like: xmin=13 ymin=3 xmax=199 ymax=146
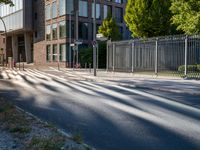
xmin=107 ymin=35 xmax=200 ymax=78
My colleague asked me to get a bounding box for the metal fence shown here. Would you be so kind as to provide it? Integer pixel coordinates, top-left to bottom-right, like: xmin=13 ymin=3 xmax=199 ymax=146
xmin=107 ymin=35 xmax=200 ymax=78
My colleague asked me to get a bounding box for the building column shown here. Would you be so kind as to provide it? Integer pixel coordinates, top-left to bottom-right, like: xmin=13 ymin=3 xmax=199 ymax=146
xmin=12 ymin=35 xmax=18 ymax=62
xmin=24 ymin=32 xmax=32 ymax=63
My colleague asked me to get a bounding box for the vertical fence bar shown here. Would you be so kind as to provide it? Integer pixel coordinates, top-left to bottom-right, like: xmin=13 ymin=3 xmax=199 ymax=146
xmin=113 ymin=43 xmax=115 ymax=72
xmin=106 ymin=41 xmax=109 ymax=71
xmin=131 ymin=40 xmax=134 ymax=73
xmin=185 ymin=35 xmax=188 ymax=77
xmin=155 ymin=38 xmax=158 ymax=75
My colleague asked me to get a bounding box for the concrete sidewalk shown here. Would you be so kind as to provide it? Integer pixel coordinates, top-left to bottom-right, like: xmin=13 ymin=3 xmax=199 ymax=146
xmin=61 ymin=68 xmax=200 ymax=95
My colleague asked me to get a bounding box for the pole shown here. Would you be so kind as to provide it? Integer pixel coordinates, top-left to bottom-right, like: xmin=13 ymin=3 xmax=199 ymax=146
xmin=155 ymin=38 xmax=158 ymax=75
xmin=97 ymin=43 xmax=99 ymax=70
xmin=93 ymin=0 xmax=97 ymax=76
xmin=131 ymin=40 xmax=134 ymax=73
xmin=69 ymin=12 xmax=72 ymax=68
xmin=0 ymin=17 xmax=7 ymax=66
xmin=75 ymin=10 xmax=79 ymax=67
xmin=185 ymin=35 xmax=188 ymax=77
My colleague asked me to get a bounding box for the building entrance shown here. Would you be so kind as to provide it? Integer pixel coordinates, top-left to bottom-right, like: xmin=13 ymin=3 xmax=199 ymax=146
xmin=18 ymin=36 xmax=26 ymax=62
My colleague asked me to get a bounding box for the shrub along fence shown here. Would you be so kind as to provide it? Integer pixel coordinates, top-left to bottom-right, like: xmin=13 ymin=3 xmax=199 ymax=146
xmin=107 ymin=35 xmax=200 ymax=78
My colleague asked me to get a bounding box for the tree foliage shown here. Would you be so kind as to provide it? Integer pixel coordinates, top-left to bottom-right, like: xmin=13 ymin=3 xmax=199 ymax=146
xmin=170 ymin=0 xmax=200 ymax=35
xmin=98 ymin=13 xmax=121 ymax=41
xmin=0 ymin=0 xmax=13 ymax=5
xmin=124 ymin=0 xmax=174 ymax=38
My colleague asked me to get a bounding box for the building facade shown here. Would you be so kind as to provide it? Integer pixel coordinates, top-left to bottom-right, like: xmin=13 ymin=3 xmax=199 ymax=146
xmin=0 ymin=0 xmax=129 ymax=66
xmin=0 ymin=0 xmax=33 ymax=63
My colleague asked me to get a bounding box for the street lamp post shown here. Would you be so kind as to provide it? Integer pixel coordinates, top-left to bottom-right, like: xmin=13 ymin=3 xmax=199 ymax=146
xmin=0 ymin=16 xmax=7 ymax=66
xmin=69 ymin=11 xmax=72 ymax=68
xmin=93 ymin=0 xmax=97 ymax=76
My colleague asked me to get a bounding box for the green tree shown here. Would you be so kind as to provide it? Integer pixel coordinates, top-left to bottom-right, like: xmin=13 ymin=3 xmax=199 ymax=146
xmin=79 ymin=42 xmax=107 ymax=68
xmin=124 ymin=0 xmax=174 ymax=38
xmin=98 ymin=13 xmax=121 ymax=41
xmin=170 ymin=0 xmax=200 ymax=35
xmin=0 ymin=0 xmax=13 ymax=5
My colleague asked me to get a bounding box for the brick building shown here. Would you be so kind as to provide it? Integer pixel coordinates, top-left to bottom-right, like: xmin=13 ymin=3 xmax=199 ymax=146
xmin=0 ymin=0 xmax=130 ymax=67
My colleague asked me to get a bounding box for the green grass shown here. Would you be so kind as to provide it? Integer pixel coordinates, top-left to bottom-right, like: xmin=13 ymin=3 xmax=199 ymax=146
xmin=72 ymin=133 xmax=83 ymax=144
xmin=29 ymin=136 xmax=65 ymax=150
xmin=9 ymin=126 xmax=31 ymax=134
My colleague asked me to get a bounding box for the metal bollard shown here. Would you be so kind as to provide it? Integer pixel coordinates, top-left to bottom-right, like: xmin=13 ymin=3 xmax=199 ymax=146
xmin=85 ymin=63 xmax=87 ymax=71
xmin=23 ymin=62 xmax=25 ymax=71
xmin=89 ymin=63 xmax=91 ymax=73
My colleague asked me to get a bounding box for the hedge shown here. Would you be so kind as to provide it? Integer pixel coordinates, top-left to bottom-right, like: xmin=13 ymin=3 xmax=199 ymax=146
xmin=178 ymin=65 xmax=200 ymax=72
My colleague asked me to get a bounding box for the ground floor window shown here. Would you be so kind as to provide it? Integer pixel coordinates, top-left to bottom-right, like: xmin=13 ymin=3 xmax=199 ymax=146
xmin=60 ymin=44 xmax=67 ymax=62
xmin=46 ymin=45 xmax=51 ymax=62
xmin=52 ymin=44 xmax=58 ymax=62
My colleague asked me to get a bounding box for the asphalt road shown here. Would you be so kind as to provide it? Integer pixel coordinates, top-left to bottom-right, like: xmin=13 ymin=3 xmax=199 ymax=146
xmin=0 ymin=68 xmax=200 ymax=150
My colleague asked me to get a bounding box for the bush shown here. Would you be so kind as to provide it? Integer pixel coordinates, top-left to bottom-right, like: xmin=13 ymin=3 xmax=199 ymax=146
xmin=197 ymin=64 xmax=200 ymax=71
xmin=178 ymin=65 xmax=197 ymax=72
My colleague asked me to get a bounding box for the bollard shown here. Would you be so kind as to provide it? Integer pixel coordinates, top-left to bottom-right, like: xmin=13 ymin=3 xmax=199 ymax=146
xmin=89 ymin=63 xmax=91 ymax=73
xmin=23 ymin=62 xmax=25 ymax=71
xmin=58 ymin=62 xmax=60 ymax=71
xmin=85 ymin=63 xmax=87 ymax=71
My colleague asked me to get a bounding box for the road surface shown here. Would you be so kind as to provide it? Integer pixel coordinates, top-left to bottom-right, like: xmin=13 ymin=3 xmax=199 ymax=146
xmin=0 ymin=68 xmax=200 ymax=150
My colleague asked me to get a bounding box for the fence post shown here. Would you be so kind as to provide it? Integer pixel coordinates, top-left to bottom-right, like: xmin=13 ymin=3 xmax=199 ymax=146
xmin=106 ymin=40 xmax=110 ymax=72
xmin=184 ymin=35 xmax=188 ymax=77
xmin=113 ymin=43 xmax=115 ymax=72
xmin=131 ymin=40 xmax=134 ymax=73
xmin=155 ymin=38 xmax=158 ymax=75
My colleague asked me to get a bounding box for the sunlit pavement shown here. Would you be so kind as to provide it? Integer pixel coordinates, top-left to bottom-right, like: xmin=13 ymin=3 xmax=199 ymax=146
xmin=0 ymin=68 xmax=200 ymax=150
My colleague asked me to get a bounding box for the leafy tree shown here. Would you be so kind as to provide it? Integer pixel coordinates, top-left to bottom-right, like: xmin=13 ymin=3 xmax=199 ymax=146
xmin=98 ymin=13 xmax=121 ymax=41
xmin=0 ymin=0 xmax=13 ymax=5
xmin=124 ymin=0 xmax=174 ymax=38
xmin=170 ymin=0 xmax=200 ymax=35
xmin=79 ymin=42 xmax=107 ymax=68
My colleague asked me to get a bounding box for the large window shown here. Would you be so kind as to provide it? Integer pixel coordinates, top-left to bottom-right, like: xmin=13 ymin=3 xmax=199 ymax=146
xmin=115 ymin=7 xmax=123 ymax=23
xmin=104 ymin=5 xmax=112 ymax=19
xmin=60 ymin=44 xmax=67 ymax=61
xmin=0 ymin=0 xmax=23 ymax=31
xmin=45 ymin=5 xmax=51 ymax=20
xmin=59 ymin=21 xmax=66 ymax=38
xmin=0 ymin=0 xmax=23 ymax=17
xmin=66 ymin=0 xmax=74 ymax=14
xmin=59 ymin=0 xmax=66 ymax=16
xmin=46 ymin=45 xmax=51 ymax=62
xmin=46 ymin=25 xmax=51 ymax=40
xmin=53 ymin=44 xmax=58 ymax=61
xmin=79 ymin=22 xmax=88 ymax=40
xmin=52 ymin=1 xmax=57 ymax=18
xmin=79 ymin=0 xmax=88 ymax=17
xmin=92 ymin=3 xmax=101 ymax=19
xmin=52 ymin=23 xmax=58 ymax=39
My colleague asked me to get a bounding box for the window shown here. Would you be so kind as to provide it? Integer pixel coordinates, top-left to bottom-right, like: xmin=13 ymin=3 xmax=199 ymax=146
xmin=46 ymin=25 xmax=51 ymax=40
xmin=53 ymin=44 xmax=58 ymax=61
xmin=104 ymin=5 xmax=112 ymax=19
xmin=59 ymin=21 xmax=66 ymax=38
xmin=115 ymin=7 xmax=123 ymax=23
xmin=66 ymin=0 xmax=74 ymax=14
xmin=46 ymin=45 xmax=51 ymax=61
xmin=52 ymin=1 xmax=57 ymax=18
xmin=52 ymin=23 xmax=57 ymax=39
xmin=60 ymin=44 xmax=67 ymax=61
xmin=92 ymin=3 xmax=101 ymax=19
xmin=79 ymin=0 xmax=88 ymax=17
xmin=59 ymin=0 xmax=66 ymax=16
xmin=79 ymin=22 xmax=88 ymax=40
xmin=45 ymin=5 xmax=51 ymax=20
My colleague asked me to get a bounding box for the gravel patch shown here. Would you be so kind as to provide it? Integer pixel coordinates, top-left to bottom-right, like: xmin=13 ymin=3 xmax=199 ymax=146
xmin=0 ymin=98 xmax=92 ymax=150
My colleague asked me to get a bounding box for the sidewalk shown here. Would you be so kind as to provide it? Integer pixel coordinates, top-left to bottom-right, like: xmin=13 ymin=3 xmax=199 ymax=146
xmin=62 ymin=68 xmax=200 ymax=95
